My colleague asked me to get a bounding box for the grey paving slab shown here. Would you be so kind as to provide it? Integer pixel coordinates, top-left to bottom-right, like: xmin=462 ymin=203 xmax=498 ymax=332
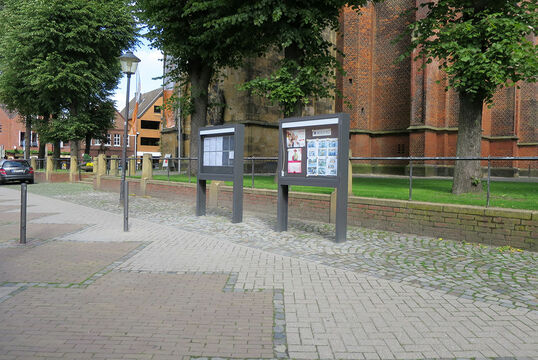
xmin=0 ymin=241 xmax=141 ymax=284
xmin=0 ymin=286 xmax=20 ymax=298
xmin=0 ymin=211 xmax=53 ymax=225
xmin=0 ymin=205 xmax=20 ymax=211
xmin=0 ymin=222 xmax=88 ymax=244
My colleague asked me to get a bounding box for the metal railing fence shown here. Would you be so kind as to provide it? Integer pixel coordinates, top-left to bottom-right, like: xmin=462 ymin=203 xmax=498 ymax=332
xmin=349 ymin=156 xmax=537 ymax=207
xmin=32 ymin=155 xmax=537 ymax=208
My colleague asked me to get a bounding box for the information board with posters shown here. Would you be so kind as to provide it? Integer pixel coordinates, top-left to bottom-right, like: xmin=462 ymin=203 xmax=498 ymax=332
xmin=197 ymin=124 xmax=244 ymax=223
xmin=277 ymin=114 xmax=350 ymax=242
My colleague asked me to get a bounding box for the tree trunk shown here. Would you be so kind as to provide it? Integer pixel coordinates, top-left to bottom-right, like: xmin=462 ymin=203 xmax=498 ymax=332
xmin=70 ymin=140 xmax=79 ymax=158
xmin=68 ymin=104 xmax=80 ymax=159
xmin=24 ymin=115 xmax=31 ymax=160
xmin=452 ymin=93 xmax=483 ymax=194
xmin=38 ymin=112 xmax=49 ymax=161
xmin=84 ymin=134 xmax=91 ymax=155
xmin=53 ymin=140 xmax=61 ymax=170
xmin=284 ymin=42 xmax=304 ymax=117
xmin=38 ymin=142 xmax=46 ymax=160
xmin=188 ymin=61 xmax=212 ymax=173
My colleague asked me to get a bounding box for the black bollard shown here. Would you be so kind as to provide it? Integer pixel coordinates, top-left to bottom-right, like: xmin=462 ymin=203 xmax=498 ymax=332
xmin=20 ymin=183 xmax=27 ymax=244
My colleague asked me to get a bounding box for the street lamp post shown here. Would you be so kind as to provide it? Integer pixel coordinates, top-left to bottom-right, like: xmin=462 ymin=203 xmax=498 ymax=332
xmin=119 ymin=51 xmax=141 ymax=232
xmin=135 ymin=131 xmax=139 ymax=170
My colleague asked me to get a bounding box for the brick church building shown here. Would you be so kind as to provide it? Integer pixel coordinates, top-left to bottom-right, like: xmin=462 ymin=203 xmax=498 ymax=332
xmin=336 ymin=1 xmax=537 ymax=176
xmin=160 ymin=1 xmax=536 ymax=177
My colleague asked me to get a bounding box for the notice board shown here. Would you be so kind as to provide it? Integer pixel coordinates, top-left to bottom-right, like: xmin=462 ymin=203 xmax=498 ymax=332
xmin=197 ymin=124 xmax=244 ymax=223
xmin=277 ymin=114 xmax=350 ymax=242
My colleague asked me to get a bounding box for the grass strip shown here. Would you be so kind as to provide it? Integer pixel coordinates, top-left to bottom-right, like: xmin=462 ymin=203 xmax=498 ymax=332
xmin=127 ymin=174 xmax=537 ymax=210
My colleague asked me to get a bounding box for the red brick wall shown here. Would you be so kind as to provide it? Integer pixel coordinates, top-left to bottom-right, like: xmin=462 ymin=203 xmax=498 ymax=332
xmin=371 ymin=135 xmax=409 ymax=158
xmin=145 ymin=180 xmax=196 ymax=202
xmin=96 ymin=177 xmax=143 ymax=196
xmin=518 ymin=82 xmax=537 ymax=144
xmin=340 ymin=1 xmax=413 ymax=134
xmin=372 ymin=1 xmax=413 ymax=132
xmin=338 ymin=1 xmax=537 ymax=173
xmin=35 ymin=172 xmax=69 ymax=183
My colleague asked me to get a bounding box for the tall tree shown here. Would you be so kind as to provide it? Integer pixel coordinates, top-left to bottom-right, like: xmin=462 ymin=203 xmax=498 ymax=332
xmin=0 ymin=0 xmax=136 ymax=157
xmin=0 ymin=0 xmax=43 ymax=157
xmin=400 ymin=0 xmax=537 ymax=194
xmin=137 ymin=0 xmax=271 ymax=160
xmin=137 ymin=0 xmax=378 ymax=158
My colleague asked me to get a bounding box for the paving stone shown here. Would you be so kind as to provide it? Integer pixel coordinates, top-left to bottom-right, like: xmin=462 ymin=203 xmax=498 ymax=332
xmin=0 ymin=184 xmax=535 ymax=360
xmin=0 ymin=222 xmax=88 ymax=245
xmin=0 ymin=211 xmax=52 ymax=226
xmin=0 ymin=272 xmax=273 ymax=359
xmin=0 ymin=241 xmax=141 ymax=284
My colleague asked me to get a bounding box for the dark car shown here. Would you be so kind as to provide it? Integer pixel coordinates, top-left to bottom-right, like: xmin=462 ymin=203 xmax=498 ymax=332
xmin=0 ymin=160 xmax=34 ymax=184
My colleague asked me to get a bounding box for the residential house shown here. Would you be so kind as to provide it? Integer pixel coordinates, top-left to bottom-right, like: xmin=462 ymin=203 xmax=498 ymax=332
xmin=121 ymin=88 xmax=164 ymax=158
xmin=86 ymin=110 xmax=134 ymax=158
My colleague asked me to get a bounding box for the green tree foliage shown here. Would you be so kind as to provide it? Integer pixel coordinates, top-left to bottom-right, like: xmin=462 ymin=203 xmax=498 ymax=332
xmin=0 ymin=0 xmax=136 ymax=153
xmin=239 ymin=53 xmax=342 ymax=117
xmin=136 ymin=0 xmax=273 ymax=159
xmin=34 ymin=96 xmax=116 ymax=154
xmin=400 ymin=0 xmax=537 ymax=194
xmin=236 ymin=1 xmax=370 ymax=117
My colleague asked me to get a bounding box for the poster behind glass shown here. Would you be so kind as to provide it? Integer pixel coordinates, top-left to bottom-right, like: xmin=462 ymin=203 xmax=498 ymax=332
xmin=203 ymin=135 xmax=234 ymax=167
xmin=284 ymin=126 xmax=338 ymax=177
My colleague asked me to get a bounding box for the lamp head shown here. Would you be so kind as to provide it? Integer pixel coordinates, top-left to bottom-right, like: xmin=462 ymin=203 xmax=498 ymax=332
xmin=119 ymin=51 xmax=141 ymax=75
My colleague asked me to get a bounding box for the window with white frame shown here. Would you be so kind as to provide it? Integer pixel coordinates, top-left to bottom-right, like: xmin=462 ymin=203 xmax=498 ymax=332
xmin=127 ymin=135 xmax=130 ymax=147
xmin=20 ymin=132 xmax=39 ymax=147
xmin=113 ymin=134 xmax=121 ymax=146
xmin=94 ymin=138 xmax=101 ymax=146
xmin=105 ymin=134 xmax=111 ymax=146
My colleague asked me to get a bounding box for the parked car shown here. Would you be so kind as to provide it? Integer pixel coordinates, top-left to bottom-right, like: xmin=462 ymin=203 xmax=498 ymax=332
xmin=0 ymin=159 xmax=34 ymax=184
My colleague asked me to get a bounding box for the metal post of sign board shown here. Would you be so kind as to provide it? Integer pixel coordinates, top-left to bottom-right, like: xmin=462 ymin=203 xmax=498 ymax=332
xmin=196 ymin=124 xmax=244 ymax=223
xmin=196 ymin=179 xmax=207 ymax=216
xmin=276 ymin=183 xmax=288 ymax=232
xmin=231 ymin=127 xmax=244 ymax=223
xmin=335 ymin=118 xmax=349 ymax=242
xmin=277 ymin=113 xmax=350 ymax=242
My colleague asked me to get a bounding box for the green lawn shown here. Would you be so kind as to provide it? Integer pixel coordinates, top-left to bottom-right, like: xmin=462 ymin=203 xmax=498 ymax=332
xmin=129 ymin=174 xmax=537 ymax=210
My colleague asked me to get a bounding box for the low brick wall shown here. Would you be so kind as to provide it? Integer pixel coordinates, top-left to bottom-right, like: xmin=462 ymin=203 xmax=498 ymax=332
xmin=89 ymin=176 xmax=537 ymax=251
xmin=144 ymin=180 xmax=196 ymax=202
xmin=345 ymin=197 xmax=536 ymax=250
xmin=95 ymin=176 xmax=144 ymax=197
xmin=35 ymin=172 xmax=70 ymax=183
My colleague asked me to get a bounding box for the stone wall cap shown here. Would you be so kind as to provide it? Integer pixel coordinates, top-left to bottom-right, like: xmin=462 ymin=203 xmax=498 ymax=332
xmin=148 ymin=179 xmax=195 ymax=188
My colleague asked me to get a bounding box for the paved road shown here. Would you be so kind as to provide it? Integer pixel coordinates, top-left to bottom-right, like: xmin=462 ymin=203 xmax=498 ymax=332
xmin=0 ymin=183 xmax=536 ymax=360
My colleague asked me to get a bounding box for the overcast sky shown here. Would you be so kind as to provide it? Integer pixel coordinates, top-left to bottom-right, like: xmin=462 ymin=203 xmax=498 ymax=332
xmin=112 ymin=38 xmax=164 ymax=112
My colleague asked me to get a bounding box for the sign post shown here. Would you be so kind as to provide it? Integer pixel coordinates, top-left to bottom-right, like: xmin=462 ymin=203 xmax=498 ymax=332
xmin=196 ymin=124 xmax=244 ymax=223
xmin=163 ymin=154 xmax=171 ymax=168
xmin=277 ymin=114 xmax=350 ymax=242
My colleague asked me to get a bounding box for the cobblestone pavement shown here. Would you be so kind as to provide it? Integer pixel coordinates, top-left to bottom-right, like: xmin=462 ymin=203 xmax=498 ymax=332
xmin=0 ymin=183 xmax=535 ymax=359
xmin=29 ymin=183 xmax=537 ymax=312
